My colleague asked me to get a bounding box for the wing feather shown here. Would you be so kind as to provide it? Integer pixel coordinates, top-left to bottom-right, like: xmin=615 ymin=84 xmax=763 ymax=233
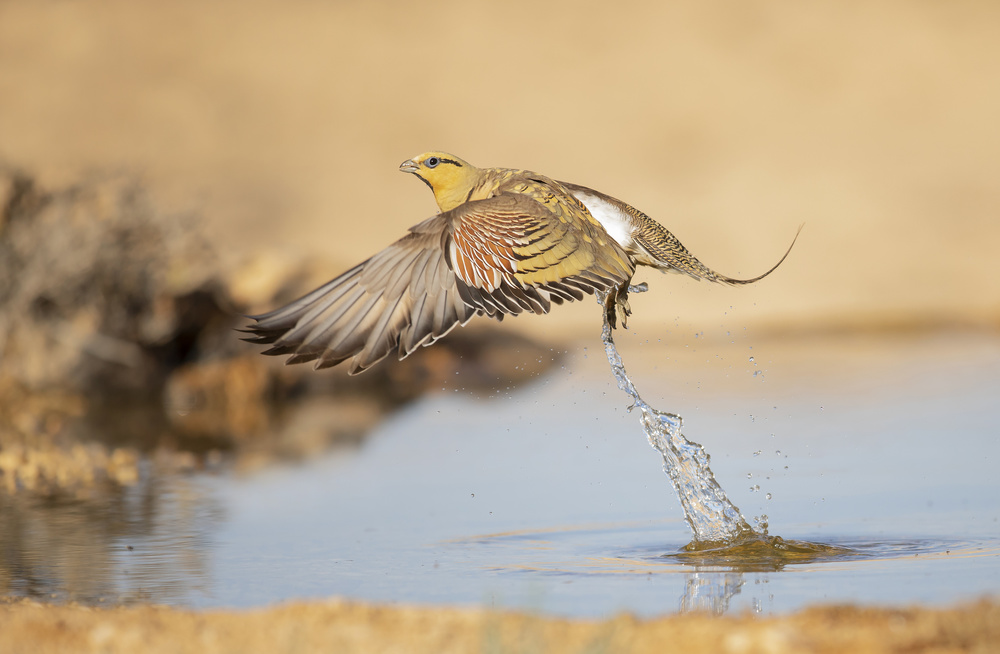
xmin=243 ymin=216 xmax=478 ymax=374
xmin=444 ymin=193 xmax=633 ymax=317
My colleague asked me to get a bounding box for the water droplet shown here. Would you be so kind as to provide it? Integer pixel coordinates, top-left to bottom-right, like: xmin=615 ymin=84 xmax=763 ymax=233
xmin=749 ymin=356 xmax=755 ymax=363
xmin=747 ymin=473 xmax=753 ymax=479
xmin=775 ymin=450 xmax=782 ymax=456
xmin=765 ymin=493 xmax=772 ymax=500
xmin=753 ymin=450 xmax=762 ymax=457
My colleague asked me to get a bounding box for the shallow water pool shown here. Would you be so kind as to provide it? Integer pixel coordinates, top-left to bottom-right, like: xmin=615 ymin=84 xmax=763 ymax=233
xmin=3 ymin=331 xmax=999 ymax=616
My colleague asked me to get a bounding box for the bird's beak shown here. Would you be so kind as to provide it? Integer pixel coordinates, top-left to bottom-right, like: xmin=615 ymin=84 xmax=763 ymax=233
xmin=399 ymin=159 xmax=420 ymax=174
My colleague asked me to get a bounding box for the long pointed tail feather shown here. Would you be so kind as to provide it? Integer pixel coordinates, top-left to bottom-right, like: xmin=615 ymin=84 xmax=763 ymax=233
xmin=636 ymin=220 xmax=803 ymax=286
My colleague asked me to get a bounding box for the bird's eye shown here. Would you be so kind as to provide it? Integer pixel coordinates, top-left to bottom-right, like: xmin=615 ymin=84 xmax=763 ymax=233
xmin=426 ymin=157 xmax=440 ymax=168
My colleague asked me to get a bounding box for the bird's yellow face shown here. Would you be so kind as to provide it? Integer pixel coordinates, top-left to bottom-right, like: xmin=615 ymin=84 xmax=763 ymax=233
xmin=399 ymin=152 xmax=479 ymax=212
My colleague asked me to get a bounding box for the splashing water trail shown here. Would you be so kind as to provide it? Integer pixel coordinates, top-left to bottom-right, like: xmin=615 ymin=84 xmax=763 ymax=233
xmin=600 ymin=286 xmax=755 ymax=545
xmin=599 ymin=286 xmax=861 ymax=569
xmin=599 ymin=287 xmax=855 ymax=561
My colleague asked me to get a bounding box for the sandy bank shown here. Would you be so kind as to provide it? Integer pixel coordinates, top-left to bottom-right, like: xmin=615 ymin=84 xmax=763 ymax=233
xmin=1 ymin=599 xmax=997 ymax=654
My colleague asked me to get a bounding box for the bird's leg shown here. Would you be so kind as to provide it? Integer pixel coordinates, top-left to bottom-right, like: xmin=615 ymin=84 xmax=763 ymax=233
xmin=617 ymin=288 xmax=631 ymax=329
xmin=603 ymin=290 xmax=619 ymax=330
xmin=602 ymin=282 xmax=647 ymax=330
xmin=615 ymin=283 xmax=634 ymax=329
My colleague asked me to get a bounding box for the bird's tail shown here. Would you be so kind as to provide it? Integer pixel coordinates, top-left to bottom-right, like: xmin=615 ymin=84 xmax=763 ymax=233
xmin=635 ymin=219 xmax=802 ymax=285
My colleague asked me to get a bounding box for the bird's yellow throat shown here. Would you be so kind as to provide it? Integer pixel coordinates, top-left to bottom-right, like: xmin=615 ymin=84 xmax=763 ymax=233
xmin=401 ymin=151 xmax=480 ymax=212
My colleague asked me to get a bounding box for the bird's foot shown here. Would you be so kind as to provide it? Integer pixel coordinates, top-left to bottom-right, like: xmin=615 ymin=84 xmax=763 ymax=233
xmin=601 ymin=283 xmax=638 ymax=330
xmin=608 ymin=285 xmax=632 ymax=330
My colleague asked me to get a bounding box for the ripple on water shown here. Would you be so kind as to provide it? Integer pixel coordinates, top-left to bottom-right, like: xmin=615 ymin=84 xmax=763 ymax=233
xmin=456 ymin=521 xmax=1000 ymax=578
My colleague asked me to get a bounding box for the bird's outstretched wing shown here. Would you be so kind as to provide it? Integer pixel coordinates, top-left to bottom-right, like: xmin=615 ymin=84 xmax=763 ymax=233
xmin=242 ymin=192 xmax=634 ymax=374
xmin=242 ymin=215 xmax=479 ymax=374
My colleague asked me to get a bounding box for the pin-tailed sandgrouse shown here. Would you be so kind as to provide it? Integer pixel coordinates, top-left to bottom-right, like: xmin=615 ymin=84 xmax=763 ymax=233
xmin=243 ymin=152 xmax=797 ymax=374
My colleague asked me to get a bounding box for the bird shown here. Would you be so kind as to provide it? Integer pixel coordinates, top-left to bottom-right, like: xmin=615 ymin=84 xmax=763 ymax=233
xmin=242 ymin=152 xmax=798 ymax=374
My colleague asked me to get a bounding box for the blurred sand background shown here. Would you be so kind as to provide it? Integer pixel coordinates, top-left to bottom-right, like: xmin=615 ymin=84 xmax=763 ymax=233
xmin=2 ymin=2 xmax=1000 ymax=646
xmin=3 ymin=0 xmax=998 ymax=339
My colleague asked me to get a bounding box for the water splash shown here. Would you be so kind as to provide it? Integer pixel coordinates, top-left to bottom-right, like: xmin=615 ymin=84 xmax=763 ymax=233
xmin=599 ymin=287 xmax=856 ymax=561
xmin=599 ymin=285 xmax=754 ymax=545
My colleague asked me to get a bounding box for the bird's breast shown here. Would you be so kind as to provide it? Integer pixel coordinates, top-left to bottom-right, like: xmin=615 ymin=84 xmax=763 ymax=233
xmin=569 ymin=190 xmax=636 ymax=251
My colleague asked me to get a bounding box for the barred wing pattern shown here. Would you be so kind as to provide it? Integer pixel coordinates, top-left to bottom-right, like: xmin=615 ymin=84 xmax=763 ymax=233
xmin=447 ymin=193 xmax=634 ymax=319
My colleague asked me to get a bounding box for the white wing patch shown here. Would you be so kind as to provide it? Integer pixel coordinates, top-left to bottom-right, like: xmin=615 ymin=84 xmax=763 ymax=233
xmin=571 ymin=191 xmax=634 ymax=250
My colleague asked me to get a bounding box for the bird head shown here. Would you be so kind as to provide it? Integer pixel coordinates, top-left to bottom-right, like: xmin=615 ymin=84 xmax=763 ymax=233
xmin=399 ymin=152 xmax=479 ymax=212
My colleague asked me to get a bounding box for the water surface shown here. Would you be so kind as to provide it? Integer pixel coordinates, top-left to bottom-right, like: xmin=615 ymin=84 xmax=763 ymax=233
xmin=2 ymin=331 xmax=998 ymax=615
